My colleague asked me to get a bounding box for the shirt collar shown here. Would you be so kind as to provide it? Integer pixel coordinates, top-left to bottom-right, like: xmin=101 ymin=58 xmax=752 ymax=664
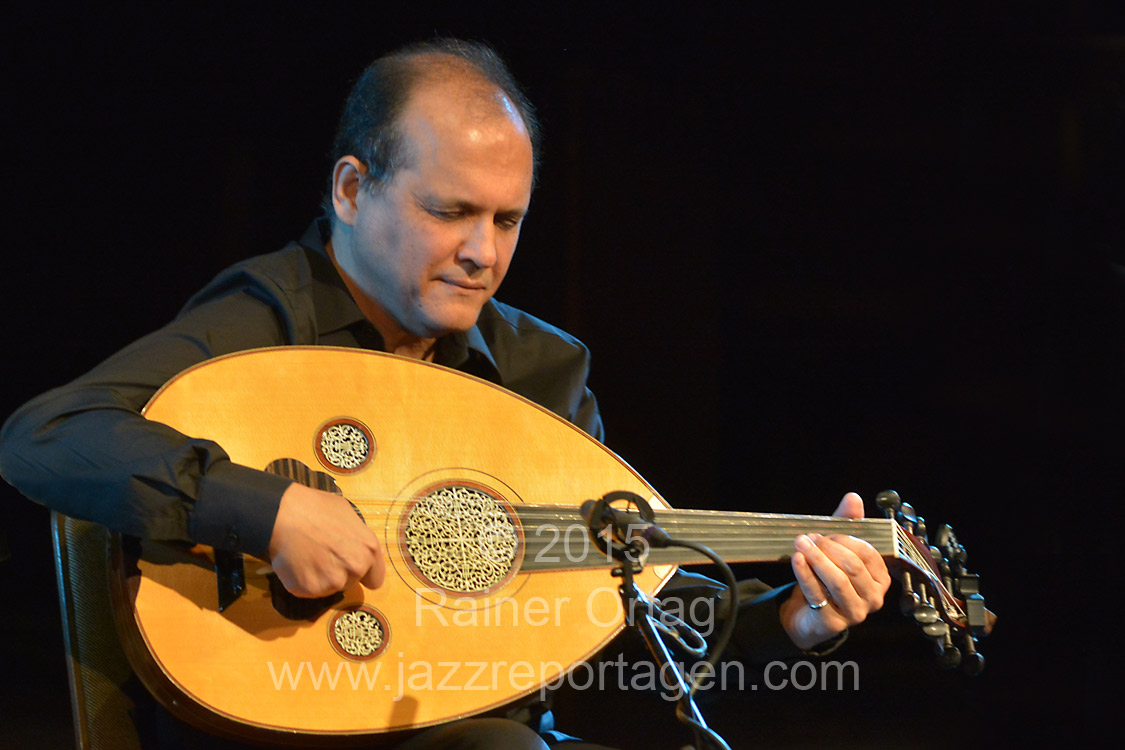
xmin=297 ymin=219 xmax=502 ymax=382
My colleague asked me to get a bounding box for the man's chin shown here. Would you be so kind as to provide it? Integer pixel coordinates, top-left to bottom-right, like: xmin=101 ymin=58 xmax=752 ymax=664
xmin=418 ymin=307 xmax=486 ymax=338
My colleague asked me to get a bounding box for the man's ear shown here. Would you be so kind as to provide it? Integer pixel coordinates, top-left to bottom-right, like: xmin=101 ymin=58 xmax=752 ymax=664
xmin=331 ymin=156 xmax=366 ymax=226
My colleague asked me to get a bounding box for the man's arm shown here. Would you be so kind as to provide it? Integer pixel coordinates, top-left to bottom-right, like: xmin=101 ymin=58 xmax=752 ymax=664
xmin=0 ymin=261 xmax=383 ymax=597
xmin=0 ymin=284 xmax=293 ymax=553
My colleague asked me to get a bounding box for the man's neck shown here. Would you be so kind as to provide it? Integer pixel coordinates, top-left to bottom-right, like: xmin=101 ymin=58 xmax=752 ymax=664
xmin=388 ymin=337 xmax=438 ymax=361
xmin=325 ymin=239 xmax=438 ymax=361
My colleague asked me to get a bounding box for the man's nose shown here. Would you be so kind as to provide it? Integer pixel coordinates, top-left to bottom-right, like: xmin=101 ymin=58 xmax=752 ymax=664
xmin=458 ymin=220 xmax=498 ymax=268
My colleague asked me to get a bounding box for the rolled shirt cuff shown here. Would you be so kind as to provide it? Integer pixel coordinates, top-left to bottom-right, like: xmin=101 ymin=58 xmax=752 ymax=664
xmin=189 ymin=460 xmax=291 ymax=557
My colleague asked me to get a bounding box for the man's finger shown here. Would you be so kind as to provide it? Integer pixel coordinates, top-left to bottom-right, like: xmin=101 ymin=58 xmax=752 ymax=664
xmin=793 ymin=536 xmax=831 ymax=606
xmin=360 ymin=555 xmax=386 ymax=589
xmin=827 ymin=534 xmax=893 ymax=589
xmin=832 ymin=491 xmax=865 ymax=519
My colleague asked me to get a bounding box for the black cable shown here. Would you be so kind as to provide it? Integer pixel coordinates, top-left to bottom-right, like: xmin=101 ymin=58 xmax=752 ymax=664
xmin=658 ymin=538 xmax=739 ymax=749
xmin=674 ymin=704 xmax=733 ymax=750
xmin=665 ymin=538 xmax=739 ymax=687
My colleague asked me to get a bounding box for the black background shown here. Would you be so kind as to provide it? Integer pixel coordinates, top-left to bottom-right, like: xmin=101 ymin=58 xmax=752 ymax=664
xmin=2 ymin=3 xmax=1122 ymax=748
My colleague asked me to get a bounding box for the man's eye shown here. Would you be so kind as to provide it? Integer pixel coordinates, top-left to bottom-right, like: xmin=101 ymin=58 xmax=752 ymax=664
xmin=496 ymin=216 xmax=522 ymax=230
xmin=429 ymin=209 xmax=460 ymax=220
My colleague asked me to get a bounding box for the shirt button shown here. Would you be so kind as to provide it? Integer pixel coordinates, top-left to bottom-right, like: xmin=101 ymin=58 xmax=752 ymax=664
xmin=225 ymin=528 xmax=240 ymax=548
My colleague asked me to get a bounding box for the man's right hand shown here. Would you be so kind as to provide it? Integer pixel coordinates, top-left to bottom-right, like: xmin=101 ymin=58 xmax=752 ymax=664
xmin=267 ymin=483 xmax=386 ymax=598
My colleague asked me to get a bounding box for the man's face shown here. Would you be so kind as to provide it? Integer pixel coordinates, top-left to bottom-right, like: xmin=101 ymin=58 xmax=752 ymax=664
xmin=335 ymin=84 xmax=534 ymax=343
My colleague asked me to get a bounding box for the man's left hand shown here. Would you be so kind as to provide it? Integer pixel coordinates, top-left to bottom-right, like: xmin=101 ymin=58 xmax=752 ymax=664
xmin=779 ymin=492 xmax=892 ymax=651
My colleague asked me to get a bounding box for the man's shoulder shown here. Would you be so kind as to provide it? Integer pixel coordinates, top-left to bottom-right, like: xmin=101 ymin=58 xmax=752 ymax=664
xmin=224 ymin=242 xmax=317 ymax=293
xmin=477 ymin=299 xmax=589 ymax=354
xmin=475 ymin=300 xmax=596 ymax=377
xmin=181 ymin=241 xmax=319 ymax=312
xmin=174 ymin=238 xmax=340 ymax=348
xmin=474 ymin=299 xmax=602 ymax=440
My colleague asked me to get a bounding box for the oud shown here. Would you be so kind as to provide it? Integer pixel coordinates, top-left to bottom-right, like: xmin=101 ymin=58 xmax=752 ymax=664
xmin=107 ymin=347 xmax=993 ymax=746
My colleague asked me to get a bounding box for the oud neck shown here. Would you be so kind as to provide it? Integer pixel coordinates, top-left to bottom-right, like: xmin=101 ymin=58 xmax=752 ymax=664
xmin=518 ymin=507 xmax=900 ymax=572
xmin=652 ymin=508 xmax=898 ymax=566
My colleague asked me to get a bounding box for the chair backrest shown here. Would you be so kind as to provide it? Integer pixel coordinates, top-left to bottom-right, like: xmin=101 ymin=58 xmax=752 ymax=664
xmin=52 ymin=512 xmax=142 ymax=750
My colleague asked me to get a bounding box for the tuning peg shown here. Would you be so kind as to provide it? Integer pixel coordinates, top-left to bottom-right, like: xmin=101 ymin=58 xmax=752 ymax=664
xmin=911 ymin=587 xmax=944 ymax=632
xmin=914 ymin=592 xmax=965 ymax=671
xmin=876 ymin=490 xmax=902 ymax=517
xmin=922 ymin=620 xmax=948 ymax=639
xmin=960 ymin=633 xmax=985 ymax=676
xmin=897 ymin=503 xmax=918 ymax=531
xmin=936 ymin=524 xmax=967 ymax=567
xmin=898 ymin=571 xmax=921 ymax=614
xmin=938 ymin=562 xmax=955 ymax=597
xmin=916 ymin=516 xmax=928 ymax=544
xmin=931 ymin=628 xmax=962 ymax=669
xmin=899 ymin=582 xmax=919 ymax=614
xmin=912 ymin=602 xmax=940 ymax=625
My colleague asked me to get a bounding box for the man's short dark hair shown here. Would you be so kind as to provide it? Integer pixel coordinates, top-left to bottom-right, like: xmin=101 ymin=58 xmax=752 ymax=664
xmin=324 ymin=38 xmax=540 ymax=213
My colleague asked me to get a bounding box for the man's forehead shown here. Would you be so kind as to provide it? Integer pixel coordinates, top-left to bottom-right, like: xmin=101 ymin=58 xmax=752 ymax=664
xmin=392 ymin=82 xmax=532 ymax=182
xmin=403 ymin=76 xmax=527 ymax=137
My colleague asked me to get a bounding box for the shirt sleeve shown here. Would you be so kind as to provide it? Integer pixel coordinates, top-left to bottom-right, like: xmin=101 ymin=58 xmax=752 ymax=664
xmin=0 ymin=260 xmax=315 ymax=557
xmin=657 ymin=570 xmax=807 ymax=666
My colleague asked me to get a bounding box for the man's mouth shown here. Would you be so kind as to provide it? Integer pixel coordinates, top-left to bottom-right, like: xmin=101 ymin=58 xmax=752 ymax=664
xmin=442 ymin=278 xmax=488 ymax=291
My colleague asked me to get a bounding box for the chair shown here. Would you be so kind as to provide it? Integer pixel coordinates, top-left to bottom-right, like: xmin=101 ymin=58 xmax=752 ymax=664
xmin=52 ymin=512 xmax=142 ymax=750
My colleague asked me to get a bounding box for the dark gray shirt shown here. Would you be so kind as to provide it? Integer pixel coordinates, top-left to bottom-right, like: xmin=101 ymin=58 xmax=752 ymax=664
xmin=0 ymin=221 xmax=602 ymax=558
xmin=0 ymin=221 xmax=813 ymax=667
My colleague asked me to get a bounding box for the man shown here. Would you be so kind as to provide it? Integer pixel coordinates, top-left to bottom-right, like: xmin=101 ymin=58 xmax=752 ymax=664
xmin=0 ymin=39 xmax=889 ymax=749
